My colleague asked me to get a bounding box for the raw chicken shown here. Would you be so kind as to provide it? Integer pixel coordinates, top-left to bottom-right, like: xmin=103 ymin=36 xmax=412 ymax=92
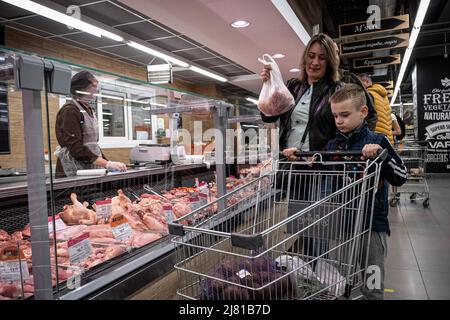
xmin=172 ymin=202 xmax=192 ymax=219
xmin=60 ymin=193 xmax=97 ymax=225
xmin=22 ymin=225 xmax=31 ymax=238
xmin=104 ymin=245 xmax=126 ymax=260
xmin=84 ymin=225 xmax=114 ymax=239
xmin=0 ymin=229 xmax=10 ymax=241
xmin=122 ymin=211 xmax=148 ymax=231
xmin=0 ymin=283 xmax=20 ymax=299
xmin=128 ymin=231 xmax=161 ymax=247
xmin=111 ymin=190 xmax=132 ymax=211
xmin=142 ymin=214 xmax=167 ymax=232
xmin=10 ymin=231 xmax=23 ymax=241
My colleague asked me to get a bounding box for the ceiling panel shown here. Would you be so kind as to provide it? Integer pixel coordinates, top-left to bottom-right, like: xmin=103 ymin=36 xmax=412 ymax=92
xmin=1 ymin=21 xmax=54 ymax=38
xmin=53 ymin=35 xmax=92 ymax=49
xmin=96 ymin=44 xmax=144 ymax=57
xmin=192 ymin=57 xmax=230 ymax=68
xmin=115 ymin=20 xmax=172 ymax=40
xmin=11 ymin=15 xmax=72 ymax=35
xmin=76 ymin=2 xmax=143 ymax=26
xmin=51 ymin=0 xmax=106 ymax=7
xmin=0 ymin=2 xmax=33 ymax=19
xmin=148 ymin=36 xmax=196 ymax=53
xmin=174 ymin=48 xmax=215 ymax=61
xmin=210 ymin=64 xmax=249 ymax=75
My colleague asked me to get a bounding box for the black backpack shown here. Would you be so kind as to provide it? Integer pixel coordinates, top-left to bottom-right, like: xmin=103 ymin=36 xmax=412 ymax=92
xmin=395 ymin=113 xmax=406 ymax=141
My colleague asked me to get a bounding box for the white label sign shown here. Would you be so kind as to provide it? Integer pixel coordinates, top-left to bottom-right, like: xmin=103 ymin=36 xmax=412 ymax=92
xmin=0 ymin=261 xmax=30 ymax=282
xmin=95 ymin=199 xmax=112 ymax=221
xmin=236 ymin=269 xmax=252 ymax=279
xmin=163 ymin=205 xmax=175 ymax=223
xmin=189 ymin=196 xmax=201 ymax=211
xmin=48 ymin=214 xmax=68 ymax=233
xmin=68 ymin=233 xmax=92 ymax=265
xmin=110 ymin=214 xmax=132 ymax=241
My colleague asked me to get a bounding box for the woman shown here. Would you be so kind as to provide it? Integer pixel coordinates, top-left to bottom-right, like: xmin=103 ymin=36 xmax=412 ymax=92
xmin=260 ymin=33 xmax=342 ymax=159
xmin=55 ymin=70 xmax=127 ymax=178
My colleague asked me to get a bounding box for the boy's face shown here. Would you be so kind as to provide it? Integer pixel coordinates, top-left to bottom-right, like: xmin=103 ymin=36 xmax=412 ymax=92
xmin=331 ymin=99 xmax=368 ymax=134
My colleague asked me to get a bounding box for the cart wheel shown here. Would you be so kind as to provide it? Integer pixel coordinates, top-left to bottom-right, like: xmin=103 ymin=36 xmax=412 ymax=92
xmin=423 ymin=198 xmax=430 ymax=208
xmin=390 ymin=198 xmax=398 ymax=207
xmin=410 ymin=193 xmax=417 ymax=201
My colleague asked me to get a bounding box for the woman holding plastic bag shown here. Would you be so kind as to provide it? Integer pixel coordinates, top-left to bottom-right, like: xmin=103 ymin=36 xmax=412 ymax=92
xmin=259 ymin=33 xmax=342 ymax=157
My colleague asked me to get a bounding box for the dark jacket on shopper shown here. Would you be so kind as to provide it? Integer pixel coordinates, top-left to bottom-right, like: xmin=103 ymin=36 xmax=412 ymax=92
xmin=339 ymin=68 xmax=378 ymax=131
xmin=55 ymin=101 xmax=107 ymax=178
xmin=261 ymin=77 xmax=343 ymax=151
xmin=325 ymin=122 xmax=407 ymax=234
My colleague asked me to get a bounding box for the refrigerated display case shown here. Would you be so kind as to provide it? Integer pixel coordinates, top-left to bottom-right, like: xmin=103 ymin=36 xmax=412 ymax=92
xmin=0 ymin=48 xmax=274 ymax=300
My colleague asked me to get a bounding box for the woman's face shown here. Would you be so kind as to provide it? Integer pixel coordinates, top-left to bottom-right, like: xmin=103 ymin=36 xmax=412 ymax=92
xmin=305 ymin=42 xmax=328 ymax=82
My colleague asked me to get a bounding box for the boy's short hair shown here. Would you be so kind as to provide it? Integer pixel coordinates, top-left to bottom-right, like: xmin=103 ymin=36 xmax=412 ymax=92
xmin=330 ymin=84 xmax=367 ymax=110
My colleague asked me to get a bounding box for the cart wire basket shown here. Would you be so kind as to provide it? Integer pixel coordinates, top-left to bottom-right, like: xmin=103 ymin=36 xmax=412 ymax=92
xmin=168 ymin=150 xmax=387 ymax=300
xmin=390 ymin=140 xmax=430 ymax=208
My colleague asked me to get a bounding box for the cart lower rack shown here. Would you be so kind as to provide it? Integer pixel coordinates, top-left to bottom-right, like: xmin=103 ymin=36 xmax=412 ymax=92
xmin=169 ymin=151 xmax=387 ymax=300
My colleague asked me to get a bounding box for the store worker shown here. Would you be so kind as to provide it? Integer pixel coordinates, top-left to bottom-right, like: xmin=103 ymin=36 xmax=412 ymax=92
xmin=55 ymin=70 xmax=127 ymax=178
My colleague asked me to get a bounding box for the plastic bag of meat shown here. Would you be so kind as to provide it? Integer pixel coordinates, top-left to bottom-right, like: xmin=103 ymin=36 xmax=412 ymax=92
xmin=257 ymin=54 xmax=295 ymax=117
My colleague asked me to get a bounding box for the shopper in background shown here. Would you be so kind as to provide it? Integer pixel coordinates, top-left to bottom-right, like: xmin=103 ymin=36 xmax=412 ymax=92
xmin=55 ymin=70 xmax=127 ymax=178
xmin=326 ymin=84 xmax=407 ymax=299
xmin=260 ymin=33 xmax=342 ymax=159
xmin=391 ymin=112 xmax=402 ymax=144
xmin=357 ymin=73 xmax=394 ymax=145
xmin=333 ymin=42 xmax=377 ymax=131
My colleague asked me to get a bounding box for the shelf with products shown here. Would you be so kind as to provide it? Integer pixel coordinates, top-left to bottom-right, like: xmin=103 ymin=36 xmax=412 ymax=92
xmin=0 ymin=48 xmax=272 ymax=300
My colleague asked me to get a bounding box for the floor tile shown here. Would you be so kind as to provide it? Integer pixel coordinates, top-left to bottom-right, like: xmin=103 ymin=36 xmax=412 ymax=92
xmin=387 ymin=233 xmax=414 ymax=250
xmin=420 ymin=272 xmax=450 ymax=300
xmin=386 ymin=248 xmax=419 ymax=271
xmin=414 ymin=249 xmax=450 ymax=273
xmin=384 ymin=268 xmax=428 ymax=300
xmin=410 ymin=235 xmax=450 ymax=252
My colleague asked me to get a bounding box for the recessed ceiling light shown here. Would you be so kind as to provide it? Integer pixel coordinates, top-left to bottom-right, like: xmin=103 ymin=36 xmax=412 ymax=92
xmin=231 ymin=20 xmax=250 ymax=28
xmin=289 ymin=68 xmax=301 ymax=72
xmin=272 ymin=53 xmax=285 ymax=59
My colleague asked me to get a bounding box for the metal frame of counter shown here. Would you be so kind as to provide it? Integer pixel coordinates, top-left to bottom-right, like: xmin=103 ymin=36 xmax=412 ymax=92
xmin=0 ymin=163 xmax=207 ymax=199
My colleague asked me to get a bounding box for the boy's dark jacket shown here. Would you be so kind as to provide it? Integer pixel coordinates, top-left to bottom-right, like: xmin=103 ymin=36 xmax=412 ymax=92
xmin=326 ymin=122 xmax=407 ymax=235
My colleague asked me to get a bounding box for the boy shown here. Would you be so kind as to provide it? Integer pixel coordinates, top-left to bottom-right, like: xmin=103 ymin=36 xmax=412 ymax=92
xmin=327 ymin=84 xmax=407 ymax=299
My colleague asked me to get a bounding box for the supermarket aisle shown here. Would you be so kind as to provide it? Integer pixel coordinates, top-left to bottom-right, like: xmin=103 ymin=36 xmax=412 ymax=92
xmin=384 ymin=176 xmax=450 ymax=300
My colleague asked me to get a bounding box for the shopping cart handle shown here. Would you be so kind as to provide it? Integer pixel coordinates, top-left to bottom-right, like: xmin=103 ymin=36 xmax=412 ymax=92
xmin=292 ymin=150 xmax=363 ymax=157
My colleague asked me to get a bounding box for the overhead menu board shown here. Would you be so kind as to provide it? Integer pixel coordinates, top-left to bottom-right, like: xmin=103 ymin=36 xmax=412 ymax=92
xmin=340 ymin=33 xmax=409 ymax=56
xmin=339 ymin=14 xmax=409 ymax=38
xmin=353 ymin=55 xmax=401 ymax=68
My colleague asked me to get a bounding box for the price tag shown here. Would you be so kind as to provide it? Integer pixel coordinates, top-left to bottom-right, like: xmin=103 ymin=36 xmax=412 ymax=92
xmin=236 ymin=269 xmax=251 ymax=279
xmin=48 ymin=214 xmax=68 ymax=233
xmin=0 ymin=247 xmax=29 ymax=282
xmin=95 ymin=199 xmax=112 ymax=221
xmin=110 ymin=214 xmax=132 ymax=241
xmin=68 ymin=233 xmax=92 ymax=265
xmin=163 ymin=205 xmax=175 ymax=223
xmin=189 ymin=196 xmax=201 ymax=211
xmin=199 ymin=193 xmax=208 ymax=206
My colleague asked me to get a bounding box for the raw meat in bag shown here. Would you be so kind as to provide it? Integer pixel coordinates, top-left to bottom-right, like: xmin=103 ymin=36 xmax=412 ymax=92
xmin=257 ymin=54 xmax=295 ymax=116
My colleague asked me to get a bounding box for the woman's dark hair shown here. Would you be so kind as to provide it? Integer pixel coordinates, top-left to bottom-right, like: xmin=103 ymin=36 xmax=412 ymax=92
xmin=70 ymin=70 xmax=96 ymax=95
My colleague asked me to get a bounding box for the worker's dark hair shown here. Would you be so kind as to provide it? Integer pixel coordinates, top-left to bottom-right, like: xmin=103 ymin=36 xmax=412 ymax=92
xmin=330 ymin=83 xmax=367 ymax=110
xmin=70 ymin=70 xmax=96 ymax=95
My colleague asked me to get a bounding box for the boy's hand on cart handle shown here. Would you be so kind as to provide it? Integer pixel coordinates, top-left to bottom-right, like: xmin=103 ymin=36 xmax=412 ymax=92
xmin=282 ymin=147 xmax=301 ymax=161
xmin=361 ymin=144 xmax=382 ymax=160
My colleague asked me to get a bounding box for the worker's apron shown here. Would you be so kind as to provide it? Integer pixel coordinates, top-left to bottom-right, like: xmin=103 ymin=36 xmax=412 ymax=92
xmin=55 ymin=100 xmax=103 ymax=176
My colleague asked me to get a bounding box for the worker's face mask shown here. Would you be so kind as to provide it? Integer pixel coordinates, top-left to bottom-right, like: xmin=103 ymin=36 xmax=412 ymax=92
xmin=77 ymin=82 xmax=98 ymax=104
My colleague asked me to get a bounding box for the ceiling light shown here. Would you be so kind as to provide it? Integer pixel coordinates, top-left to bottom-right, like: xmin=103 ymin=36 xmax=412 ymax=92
xmin=289 ymin=68 xmax=301 ymax=72
xmin=271 ymin=0 xmax=311 ymax=45
xmin=94 ymin=93 xmax=124 ymax=101
xmin=391 ymin=0 xmax=430 ymax=104
xmin=189 ymin=66 xmax=227 ymax=82
xmin=128 ymin=41 xmax=189 ymax=68
xmin=272 ymin=54 xmax=285 ymax=59
xmin=2 ymin=0 xmax=123 ymax=41
xmin=246 ymin=97 xmax=258 ymax=104
xmin=231 ymin=20 xmax=250 ymax=28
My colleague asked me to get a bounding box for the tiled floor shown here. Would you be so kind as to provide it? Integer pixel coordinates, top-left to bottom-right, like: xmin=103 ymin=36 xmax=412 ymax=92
xmin=384 ymin=176 xmax=450 ymax=300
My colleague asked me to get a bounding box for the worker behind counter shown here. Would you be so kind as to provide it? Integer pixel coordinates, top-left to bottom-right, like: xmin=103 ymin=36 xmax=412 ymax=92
xmin=54 ymin=70 xmax=127 ymax=178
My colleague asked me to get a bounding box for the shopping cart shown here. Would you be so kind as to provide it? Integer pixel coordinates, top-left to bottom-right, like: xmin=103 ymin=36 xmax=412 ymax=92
xmin=390 ymin=140 xmax=430 ymax=208
xmin=168 ymin=150 xmax=387 ymax=300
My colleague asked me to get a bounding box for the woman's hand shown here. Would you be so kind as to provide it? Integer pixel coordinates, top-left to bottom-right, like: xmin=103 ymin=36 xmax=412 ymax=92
xmin=260 ymin=64 xmax=272 ymax=82
xmin=106 ymin=161 xmax=128 ymax=172
xmin=282 ymin=148 xmax=300 ymax=161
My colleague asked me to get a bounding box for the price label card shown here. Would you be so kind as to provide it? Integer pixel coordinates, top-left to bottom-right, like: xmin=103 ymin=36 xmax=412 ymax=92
xmin=163 ymin=205 xmax=175 ymax=223
xmin=110 ymin=214 xmax=132 ymax=241
xmin=68 ymin=233 xmax=92 ymax=265
xmin=0 ymin=247 xmax=29 ymax=282
xmin=48 ymin=214 xmax=68 ymax=233
xmin=199 ymin=193 xmax=208 ymax=206
xmin=189 ymin=196 xmax=201 ymax=211
xmin=95 ymin=199 xmax=112 ymax=221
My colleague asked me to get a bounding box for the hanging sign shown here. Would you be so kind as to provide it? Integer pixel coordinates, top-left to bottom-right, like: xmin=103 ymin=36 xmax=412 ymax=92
xmin=416 ymin=56 xmax=450 ymax=173
xmin=353 ymin=55 xmax=401 ymax=69
xmin=339 ymin=14 xmax=409 ymax=38
xmin=340 ymin=33 xmax=409 ymax=56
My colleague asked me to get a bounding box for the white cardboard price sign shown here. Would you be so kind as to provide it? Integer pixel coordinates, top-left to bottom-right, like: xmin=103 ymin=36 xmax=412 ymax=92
xmin=163 ymin=205 xmax=175 ymax=223
xmin=95 ymin=199 xmax=112 ymax=221
xmin=199 ymin=193 xmax=208 ymax=206
xmin=48 ymin=214 xmax=68 ymax=233
xmin=110 ymin=214 xmax=132 ymax=241
xmin=0 ymin=261 xmax=30 ymax=282
xmin=68 ymin=233 xmax=92 ymax=265
xmin=189 ymin=196 xmax=201 ymax=211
